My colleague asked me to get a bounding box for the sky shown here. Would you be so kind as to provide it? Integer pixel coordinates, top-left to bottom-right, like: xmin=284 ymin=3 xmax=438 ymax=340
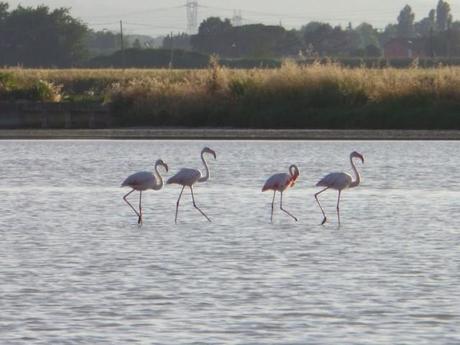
xmin=6 ymin=0 xmax=460 ymax=36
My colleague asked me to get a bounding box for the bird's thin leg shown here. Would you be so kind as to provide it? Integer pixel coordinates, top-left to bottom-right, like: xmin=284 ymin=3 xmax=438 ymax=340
xmin=123 ymin=189 xmax=140 ymax=220
xmin=315 ymin=187 xmax=329 ymax=225
xmin=138 ymin=191 xmax=143 ymax=225
xmin=190 ymin=186 xmax=211 ymax=222
xmin=280 ymin=191 xmax=298 ymax=222
xmin=337 ymin=190 xmax=341 ymax=228
xmin=175 ymin=186 xmax=185 ymax=224
xmin=271 ymin=191 xmax=276 ymax=223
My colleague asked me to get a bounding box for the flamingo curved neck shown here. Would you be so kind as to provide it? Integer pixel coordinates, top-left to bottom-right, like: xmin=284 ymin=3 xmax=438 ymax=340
xmin=350 ymin=157 xmax=361 ymax=188
xmin=198 ymin=152 xmax=210 ymax=183
xmin=289 ymin=165 xmax=299 ymax=178
xmin=152 ymin=163 xmax=164 ymax=190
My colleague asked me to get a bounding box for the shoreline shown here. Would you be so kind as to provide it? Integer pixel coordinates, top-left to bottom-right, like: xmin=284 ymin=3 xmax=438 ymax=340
xmin=1 ymin=129 xmax=460 ymax=140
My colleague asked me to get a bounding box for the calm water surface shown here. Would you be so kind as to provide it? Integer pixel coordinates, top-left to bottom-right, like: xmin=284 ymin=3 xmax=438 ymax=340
xmin=0 ymin=140 xmax=459 ymax=344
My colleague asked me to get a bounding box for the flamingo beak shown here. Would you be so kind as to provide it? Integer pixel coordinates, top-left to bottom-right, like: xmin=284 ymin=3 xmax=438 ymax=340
xmin=164 ymin=163 xmax=169 ymax=172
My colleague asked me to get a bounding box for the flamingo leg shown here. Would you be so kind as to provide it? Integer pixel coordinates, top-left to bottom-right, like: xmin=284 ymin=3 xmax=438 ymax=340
xmin=190 ymin=186 xmax=211 ymax=222
xmin=337 ymin=190 xmax=341 ymax=228
xmin=271 ymin=191 xmax=276 ymax=223
xmin=175 ymin=186 xmax=185 ymax=224
xmin=123 ymin=189 xmax=141 ymax=220
xmin=280 ymin=191 xmax=298 ymax=222
xmin=315 ymin=187 xmax=329 ymax=225
xmin=138 ymin=191 xmax=143 ymax=225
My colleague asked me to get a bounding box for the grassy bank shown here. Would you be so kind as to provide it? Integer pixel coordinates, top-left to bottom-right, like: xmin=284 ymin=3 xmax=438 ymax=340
xmin=2 ymin=61 xmax=460 ymax=129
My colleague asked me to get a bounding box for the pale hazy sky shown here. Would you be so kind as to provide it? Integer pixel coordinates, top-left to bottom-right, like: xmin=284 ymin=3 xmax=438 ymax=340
xmin=7 ymin=0 xmax=460 ymax=36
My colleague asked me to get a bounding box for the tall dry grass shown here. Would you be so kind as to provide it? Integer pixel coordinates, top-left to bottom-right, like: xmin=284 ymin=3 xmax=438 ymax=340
xmin=2 ymin=62 xmax=460 ymax=128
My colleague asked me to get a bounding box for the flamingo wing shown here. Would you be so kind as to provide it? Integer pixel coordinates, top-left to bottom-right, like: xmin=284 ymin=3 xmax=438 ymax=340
xmin=122 ymin=171 xmax=156 ymax=190
xmin=262 ymin=173 xmax=291 ymax=192
xmin=316 ymin=172 xmax=352 ymax=190
xmin=167 ymin=168 xmax=201 ymax=186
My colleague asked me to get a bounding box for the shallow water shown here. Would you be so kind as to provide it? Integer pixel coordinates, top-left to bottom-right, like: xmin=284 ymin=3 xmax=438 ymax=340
xmin=0 ymin=140 xmax=459 ymax=344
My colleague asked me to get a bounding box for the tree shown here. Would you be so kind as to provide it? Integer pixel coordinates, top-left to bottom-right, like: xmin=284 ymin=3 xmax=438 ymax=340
xmin=85 ymin=30 xmax=119 ymax=56
xmin=132 ymin=38 xmax=142 ymax=49
xmin=0 ymin=2 xmax=8 ymax=21
xmin=365 ymin=44 xmax=382 ymax=57
xmin=0 ymin=5 xmax=88 ymax=67
xmin=437 ymin=0 xmax=453 ymax=31
xmin=397 ymin=5 xmax=415 ymax=37
xmin=0 ymin=2 xmax=8 ymax=49
xmin=162 ymin=33 xmax=191 ymax=51
xmin=274 ymin=29 xmax=304 ymax=56
xmin=191 ymin=17 xmax=300 ymax=58
xmin=198 ymin=17 xmax=232 ymax=35
xmin=302 ymin=22 xmax=334 ymax=55
xmin=355 ymin=23 xmax=380 ymax=49
xmin=416 ymin=9 xmax=436 ymax=36
xmin=303 ymin=22 xmax=358 ymax=56
xmin=191 ymin=17 xmax=233 ymax=54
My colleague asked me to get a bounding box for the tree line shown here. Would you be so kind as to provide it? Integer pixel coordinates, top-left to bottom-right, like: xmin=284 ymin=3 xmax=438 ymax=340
xmin=185 ymin=0 xmax=458 ymax=58
xmin=0 ymin=0 xmax=459 ymax=67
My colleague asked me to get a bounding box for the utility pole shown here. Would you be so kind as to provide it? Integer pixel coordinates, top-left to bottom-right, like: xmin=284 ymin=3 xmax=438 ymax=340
xmin=120 ymin=20 xmax=126 ymax=69
xmin=169 ymin=32 xmax=174 ymax=69
xmin=447 ymin=22 xmax=452 ymax=59
xmin=430 ymin=27 xmax=435 ymax=58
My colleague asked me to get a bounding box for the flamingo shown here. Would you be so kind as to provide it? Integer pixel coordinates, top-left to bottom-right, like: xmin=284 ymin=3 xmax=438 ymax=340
xmin=315 ymin=151 xmax=364 ymax=226
xmin=262 ymin=165 xmax=300 ymax=223
xmin=167 ymin=147 xmax=216 ymax=224
xmin=121 ymin=159 xmax=169 ymax=225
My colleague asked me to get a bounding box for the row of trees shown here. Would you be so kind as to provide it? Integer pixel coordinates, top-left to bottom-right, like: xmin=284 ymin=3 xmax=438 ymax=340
xmin=0 ymin=2 xmax=160 ymax=67
xmin=395 ymin=0 xmax=452 ymax=37
xmin=0 ymin=0 xmax=459 ymax=67
xmin=183 ymin=0 xmax=460 ymax=58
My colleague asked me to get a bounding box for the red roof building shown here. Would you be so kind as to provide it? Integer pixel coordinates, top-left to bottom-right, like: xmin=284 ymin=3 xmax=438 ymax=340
xmin=384 ymin=38 xmax=426 ymax=59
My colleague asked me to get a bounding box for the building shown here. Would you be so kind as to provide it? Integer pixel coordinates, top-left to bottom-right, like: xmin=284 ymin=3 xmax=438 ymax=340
xmin=383 ymin=38 xmax=426 ymax=59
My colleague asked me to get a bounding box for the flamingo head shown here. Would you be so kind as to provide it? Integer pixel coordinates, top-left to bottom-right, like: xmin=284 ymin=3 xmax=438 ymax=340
xmin=202 ymin=147 xmax=217 ymax=159
xmin=156 ymin=159 xmax=169 ymax=172
xmin=289 ymin=164 xmax=300 ymax=186
xmin=351 ymin=151 xmax=364 ymax=164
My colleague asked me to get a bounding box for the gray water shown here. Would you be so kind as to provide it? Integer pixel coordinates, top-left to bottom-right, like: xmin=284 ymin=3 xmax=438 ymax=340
xmin=0 ymin=140 xmax=459 ymax=345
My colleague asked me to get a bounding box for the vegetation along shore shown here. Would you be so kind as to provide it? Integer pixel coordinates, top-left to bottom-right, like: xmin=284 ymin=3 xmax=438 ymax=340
xmin=1 ymin=129 xmax=460 ymax=140
xmin=2 ymin=61 xmax=460 ymax=130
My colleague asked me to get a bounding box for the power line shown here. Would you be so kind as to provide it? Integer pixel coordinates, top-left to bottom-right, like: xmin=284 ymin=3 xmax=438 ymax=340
xmin=84 ymin=2 xmax=442 ymax=36
xmin=85 ymin=4 xmax=185 ymax=19
xmin=120 ymin=20 xmax=125 ymax=69
xmin=126 ymin=22 xmax=186 ymax=31
xmin=199 ymin=4 xmax=399 ymax=18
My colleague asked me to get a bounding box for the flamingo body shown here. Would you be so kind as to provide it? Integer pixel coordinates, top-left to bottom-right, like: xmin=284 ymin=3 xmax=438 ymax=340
xmin=122 ymin=171 xmax=159 ymax=191
xmin=316 ymin=172 xmax=353 ymax=191
xmin=167 ymin=168 xmax=201 ymax=186
xmin=168 ymin=147 xmax=217 ymax=224
xmin=122 ymin=159 xmax=168 ymax=225
xmin=315 ymin=151 xmax=364 ymax=226
xmin=262 ymin=173 xmax=293 ymax=192
xmin=262 ymin=165 xmax=299 ymax=223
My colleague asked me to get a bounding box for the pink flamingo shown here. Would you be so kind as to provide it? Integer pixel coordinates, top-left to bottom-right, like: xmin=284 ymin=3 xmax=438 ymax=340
xmin=262 ymin=165 xmax=300 ymax=223
xmin=121 ymin=159 xmax=169 ymax=225
xmin=315 ymin=151 xmax=364 ymax=226
xmin=167 ymin=147 xmax=216 ymax=224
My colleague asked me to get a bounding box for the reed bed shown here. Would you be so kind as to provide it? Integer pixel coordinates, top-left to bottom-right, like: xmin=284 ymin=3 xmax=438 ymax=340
xmin=1 ymin=61 xmax=460 ymax=129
